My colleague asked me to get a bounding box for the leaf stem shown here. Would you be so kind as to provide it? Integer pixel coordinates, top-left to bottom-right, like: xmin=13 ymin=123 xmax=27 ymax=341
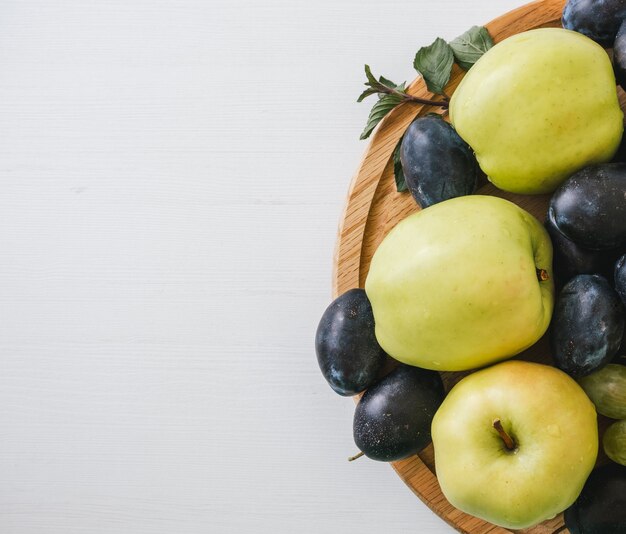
xmin=405 ymin=94 xmax=449 ymax=108
xmin=381 ymin=84 xmax=449 ymax=108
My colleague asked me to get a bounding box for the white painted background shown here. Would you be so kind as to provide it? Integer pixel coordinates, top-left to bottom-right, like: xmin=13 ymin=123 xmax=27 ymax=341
xmin=0 ymin=1 xmax=524 ymax=532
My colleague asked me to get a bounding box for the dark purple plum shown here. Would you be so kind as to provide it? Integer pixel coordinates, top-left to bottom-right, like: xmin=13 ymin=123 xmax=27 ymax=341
xmin=545 ymin=210 xmax=621 ymax=284
xmin=564 ymin=464 xmax=626 ymax=533
xmin=611 ymin=125 xmax=626 ymax=162
xmin=400 ymin=115 xmax=478 ymax=209
xmin=353 ymin=365 xmax=445 ymax=461
xmin=613 ymin=353 xmax=626 ymax=365
xmin=549 ymin=163 xmax=626 ymax=250
xmin=551 ymin=274 xmax=625 ymax=377
xmin=615 ymin=19 xmax=626 ymax=90
xmin=562 ymin=0 xmax=626 ymax=47
xmin=315 ymin=288 xmax=386 ymax=396
xmin=616 ymin=253 xmax=626 ymax=306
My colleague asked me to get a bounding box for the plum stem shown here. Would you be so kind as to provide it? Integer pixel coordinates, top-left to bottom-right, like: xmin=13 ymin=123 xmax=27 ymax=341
xmin=348 ymin=451 xmax=365 ymax=462
xmin=492 ymin=418 xmax=516 ymax=451
xmin=536 ymin=268 xmax=550 ymax=282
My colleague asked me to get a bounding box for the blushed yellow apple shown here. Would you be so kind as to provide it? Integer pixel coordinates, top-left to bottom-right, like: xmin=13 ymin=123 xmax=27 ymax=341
xmin=450 ymin=28 xmax=623 ymax=194
xmin=432 ymin=361 xmax=598 ymax=529
xmin=364 ymin=195 xmax=553 ymax=371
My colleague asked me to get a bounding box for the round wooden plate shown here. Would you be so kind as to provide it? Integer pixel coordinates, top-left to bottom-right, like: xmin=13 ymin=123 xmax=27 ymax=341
xmin=332 ymin=0 xmax=626 ymax=532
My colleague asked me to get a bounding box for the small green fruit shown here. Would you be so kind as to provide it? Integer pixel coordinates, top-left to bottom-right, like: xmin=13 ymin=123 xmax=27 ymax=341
xmin=578 ymin=364 xmax=626 ymax=419
xmin=604 ymin=420 xmax=626 ymax=466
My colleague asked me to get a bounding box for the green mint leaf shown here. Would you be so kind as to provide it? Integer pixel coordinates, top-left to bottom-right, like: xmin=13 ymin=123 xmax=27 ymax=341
xmin=449 ymin=26 xmax=494 ymax=71
xmin=358 ymin=66 xmax=408 ymax=139
xmin=360 ymin=93 xmax=403 ymax=140
xmin=364 ymin=64 xmax=378 ymax=86
xmin=378 ymin=81 xmax=406 ymax=98
xmin=379 ymin=76 xmax=405 ymax=92
xmin=393 ymin=136 xmax=407 ymax=192
xmin=413 ymin=38 xmax=454 ymax=95
xmin=358 ymin=66 xmax=406 ymax=102
xmin=357 ymin=87 xmax=379 ymax=102
xmin=389 ymin=81 xmax=407 ymax=94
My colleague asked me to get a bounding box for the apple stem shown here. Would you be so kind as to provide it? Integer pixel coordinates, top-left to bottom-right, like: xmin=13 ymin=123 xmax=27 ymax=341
xmin=536 ymin=268 xmax=550 ymax=282
xmin=492 ymin=418 xmax=516 ymax=451
xmin=551 ymin=526 xmax=567 ymax=534
xmin=348 ymin=451 xmax=365 ymax=462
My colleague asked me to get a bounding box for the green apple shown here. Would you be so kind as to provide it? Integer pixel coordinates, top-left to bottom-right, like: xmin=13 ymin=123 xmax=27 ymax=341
xmin=450 ymin=28 xmax=623 ymax=194
xmin=432 ymin=360 xmax=598 ymax=529
xmin=365 ymin=195 xmax=553 ymax=371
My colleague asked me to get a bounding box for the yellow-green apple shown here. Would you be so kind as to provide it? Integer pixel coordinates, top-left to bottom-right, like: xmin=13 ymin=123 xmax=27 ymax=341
xmin=450 ymin=28 xmax=623 ymax=194
xmin=365 ymin=195 xmax=553 ymax=371
xmin=431 ymin=360 xmax=598 ymax=529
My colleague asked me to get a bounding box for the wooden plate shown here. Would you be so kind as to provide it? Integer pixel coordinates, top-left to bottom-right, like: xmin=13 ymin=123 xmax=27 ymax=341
xmin=332 ymin=0 xmax=625 ymax=532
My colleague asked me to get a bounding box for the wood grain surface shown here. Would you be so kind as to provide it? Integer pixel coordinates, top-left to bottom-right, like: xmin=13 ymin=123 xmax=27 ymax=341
xmin=332 ymin=0 xmax=620 ymax=533
xmin=0 ymin=0 xmax=584 ymax=533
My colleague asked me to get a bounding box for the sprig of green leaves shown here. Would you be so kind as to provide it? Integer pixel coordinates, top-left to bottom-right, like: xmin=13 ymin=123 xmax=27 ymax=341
xmin=360 ymin=94 xmax=405 ymax=140
xmin=358 ymin=26 xmax=494 ymax=140
xmin=449 ymin=26 xmax=494 ymax=71
xmin=357 ymin=25 xmax=494 ymax=191
xmin=413 ymin=38 xmax=454 ymax=95
xmin=359 ymin=66 xmax=409 ymax=140
xmin=357 ymin=65 xmax=408 ymax=104
xmin=357 ymin=65 xmax=449 ymax=140
xmin=412 ymin=25 xmax=494 ymax=97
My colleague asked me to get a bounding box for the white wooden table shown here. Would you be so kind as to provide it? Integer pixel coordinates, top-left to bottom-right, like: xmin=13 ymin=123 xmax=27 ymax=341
xmin=0 ymin=1 xmax=524 ymax=532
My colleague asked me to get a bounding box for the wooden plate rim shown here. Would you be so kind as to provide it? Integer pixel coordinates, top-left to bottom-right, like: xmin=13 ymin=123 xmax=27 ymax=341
xmin=332 ymin=1 xmax=570 ymax=533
